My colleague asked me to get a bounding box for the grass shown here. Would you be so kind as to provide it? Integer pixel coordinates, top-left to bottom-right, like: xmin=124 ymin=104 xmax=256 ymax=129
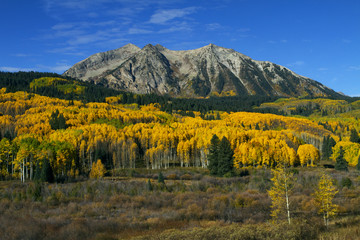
xmin=0 ymin=167 xmax=359 ymax=239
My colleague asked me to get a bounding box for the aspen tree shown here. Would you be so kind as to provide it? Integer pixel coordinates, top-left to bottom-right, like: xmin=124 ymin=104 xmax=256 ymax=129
xmin=268 ymin=165 xmax=296 ymax=224
xmin=314 ymin=174 xmax=338 ymax=227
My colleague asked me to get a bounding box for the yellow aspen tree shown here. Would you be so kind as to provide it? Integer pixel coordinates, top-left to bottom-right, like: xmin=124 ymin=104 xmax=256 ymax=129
xmin=89 ymin=159 xmax=106 ymax=179
xmin=313 ymin=174 xmax=338 ymax=227
xmin=268 ymin=166 xmax=296 ymax=224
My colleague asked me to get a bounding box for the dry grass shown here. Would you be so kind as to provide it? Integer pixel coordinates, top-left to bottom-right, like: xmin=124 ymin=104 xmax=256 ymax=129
xmin=0 ymin=167 xmax=359 ymax=239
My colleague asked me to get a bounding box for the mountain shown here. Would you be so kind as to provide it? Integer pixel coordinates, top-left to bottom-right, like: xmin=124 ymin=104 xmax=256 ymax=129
xmin=63 ymin=43 xmax=342 ymax=98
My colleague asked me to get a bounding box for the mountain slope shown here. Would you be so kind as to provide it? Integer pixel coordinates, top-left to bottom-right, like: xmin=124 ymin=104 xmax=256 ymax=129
xmin=63 ymin=43 xmax=342 ymax=98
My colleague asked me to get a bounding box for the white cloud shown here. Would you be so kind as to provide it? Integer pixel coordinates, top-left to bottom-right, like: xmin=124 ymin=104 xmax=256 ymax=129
xmin=158 ymin=22 xmax=192 ymax=33
xmin=0 ymin=67 xmax=36 ymax=72
xmin=287 ymin=61 xmax=304 ymax=67
xmin=318 ymin=67 xmax=328 ymax=71
xmin=38 ymin=64 xmax=72 ymax=73
xmin=149 ymin=7 xmax=197 ymax=24
xmin=268 ymin=39 xmax=287 ymax=44
xmin=12 ymin=53 xmax=32 ymax=57
xmin=128 ymin=28 xmax=153 ymax=35
xmin=52 ymin=23 xmax=75 ymax=30
xmin=206 ymin=23 xmax=222 ymax=31
xmin=348 ymin=65 xmax=360 ymax=71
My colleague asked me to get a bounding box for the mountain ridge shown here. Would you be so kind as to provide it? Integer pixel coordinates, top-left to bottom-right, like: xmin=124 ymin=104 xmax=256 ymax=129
xmin=63 ymin=43 xmax=342 ymax=98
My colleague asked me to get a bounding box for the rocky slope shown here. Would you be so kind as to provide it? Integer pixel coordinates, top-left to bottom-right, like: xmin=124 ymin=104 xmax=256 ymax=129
xmin=63 ymin=43 xmax=341 ymax=98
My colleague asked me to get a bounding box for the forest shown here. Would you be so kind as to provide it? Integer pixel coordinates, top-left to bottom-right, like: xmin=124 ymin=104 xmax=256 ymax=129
xmin=0 ymin=73 xmax=360 ymax=239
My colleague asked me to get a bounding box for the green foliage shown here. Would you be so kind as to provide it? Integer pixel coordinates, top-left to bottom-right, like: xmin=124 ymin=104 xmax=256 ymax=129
xmin=357 ymin=155 xmax=360 ymax=171
xmin=41 ymin=158 xmax=55 ymax=183
xmin=158 ymin=172 xmax=165 ymax=184
xmin=217 ymin=137 xmax=234 ymax=177
xmin=147 ymin=179 xmax=153 ymax=191
xmin=321 ymin=136 xmax=336 ymax=160
xmin=335 ymin=146 xmax=348 ymax=171
xmin=207 ymin=135 xmax=234 ymax=177
xmin=49 ymin=110 xmax=67 ymax=130
xmin=207 ymin=134 xmax=220 ymax=176
xmin=341 ymin=177 xmax=352 ymax=188
xmin=350 ymin=128 xmax=360 ymax=143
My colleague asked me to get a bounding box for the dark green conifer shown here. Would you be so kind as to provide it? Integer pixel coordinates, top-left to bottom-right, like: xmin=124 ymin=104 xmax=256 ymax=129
xmin=350 ymin=128 xmax=360 ymax=143
xmin=41 ymin=158 xmax=54 ymax=183
xmin=335 ymin=146 xmax=348 ymax=171
xmin=207 ymin=134 xmax=220 ymax=176
xmin=147 ymin=179 xmax=153 ymax=191
xmin=158 ymin=172 xmax=165 ymax=184
xmin=217 ymin=137 xmax=234 ymax=176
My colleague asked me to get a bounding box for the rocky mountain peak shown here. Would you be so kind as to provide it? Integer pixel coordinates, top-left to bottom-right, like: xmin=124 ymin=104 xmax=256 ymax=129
xmin=63 ymin=43 xmax=341 ymax=99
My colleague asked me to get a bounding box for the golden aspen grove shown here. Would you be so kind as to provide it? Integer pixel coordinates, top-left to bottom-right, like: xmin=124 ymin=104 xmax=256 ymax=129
xmin=0 ymin=87 xmax=346 ymax=180
xmin=0 ymin=75 xmax=360 ymax=239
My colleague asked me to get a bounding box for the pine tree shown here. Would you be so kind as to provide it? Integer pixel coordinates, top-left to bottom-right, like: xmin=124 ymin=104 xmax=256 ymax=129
xmin=217 ymin=137 xmax=234 ymax=176
xmin=158 ymin=172 xmax=165 ymax=184
xmin=49 ymin=110 xmax=67 ymax=130
xmin=207 ymin=134 xmax=220 ymax=176
xmin=335 ymin=146 xmax=348 ymax=171
xmin=147 ymin=179 xmax=153 ymax=191
xmin=321 ymin=136 xmax=336 ymax=160
xmin=350 ymin=128 xmax=360 ymax=143
xmin=41 ymin=158 xmax=54 ymax=183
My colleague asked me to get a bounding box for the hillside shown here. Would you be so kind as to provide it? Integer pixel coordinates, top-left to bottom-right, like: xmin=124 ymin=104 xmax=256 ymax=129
xmin=0 ymin=75 xmax=360 ymax=239
xmin=63 ymin=44 xmax=343 ymax=98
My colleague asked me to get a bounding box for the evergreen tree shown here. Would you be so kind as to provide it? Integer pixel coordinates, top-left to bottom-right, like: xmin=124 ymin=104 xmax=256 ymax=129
xmin=350 ymin=128 xmax=360 ymax=143
xmin=158 ymin=172 xmax=165 ymax=184
xmin=217 ymin=137 xmax=234 ymax=176
xmin=41 ymin=158 xmax=54 ymax=183
xmin=321 ymin=136 xmax=336 ymax=160
xmin=147 ymin=179 xmax=153 ymax=191
xmin=49 ymin=110 xmax=67 ymax=130
xmin=34 ymin=161 xmax=42 ymax=181
xmin=207 ymin=134 xmax=220 ymax=176
xmin=335 ymin=146 xmax=348 ymax=171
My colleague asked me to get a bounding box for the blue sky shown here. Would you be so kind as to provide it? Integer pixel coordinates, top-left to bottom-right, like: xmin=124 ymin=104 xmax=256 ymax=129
xmin=1 ymin=0 xmax=359 ymax=96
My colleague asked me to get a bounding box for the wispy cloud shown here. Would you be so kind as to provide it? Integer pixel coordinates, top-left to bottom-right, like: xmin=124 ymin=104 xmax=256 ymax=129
xmin=149 ymin=7 xmax=197 ymax=24
xmin=0 ymin=66 xmax=35 ymax=72
xmin=206 ymin=23 xmax=222 ymax=31
xmin=348 ymin=65 xmax=360 ymax=71
xmin=12 ymin=53 xmax=34 ymax=57
xmin=128 ymin=28 xmax=153 ymax=35
xmin=158 ymin=21 xmax=192 ymax=33
xmin=37 ymin=63 xmax=72 ymax=73
xmin=318 ymin=67 xmax=328 ymax=71
xmin=268 ymin=39 xmax=288 ymax=44
xmin=287 ymin=61 xmax=304 ymax=67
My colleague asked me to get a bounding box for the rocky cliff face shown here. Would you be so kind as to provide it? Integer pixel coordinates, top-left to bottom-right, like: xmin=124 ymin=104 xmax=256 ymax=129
xmin=63 ymin=43 xmax=341 ymax=98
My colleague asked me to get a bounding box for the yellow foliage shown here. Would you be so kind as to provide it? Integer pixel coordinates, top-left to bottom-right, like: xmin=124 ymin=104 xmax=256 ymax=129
xmin=297 ymin=144 xmax=320 ymax=167
xmin=331 ymin=141 xmax=360 ymax=167
xmin=313 ymin=174 xmax=338 ymax=226
xmin=89 ymin=159 xmax=106 ymax=179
